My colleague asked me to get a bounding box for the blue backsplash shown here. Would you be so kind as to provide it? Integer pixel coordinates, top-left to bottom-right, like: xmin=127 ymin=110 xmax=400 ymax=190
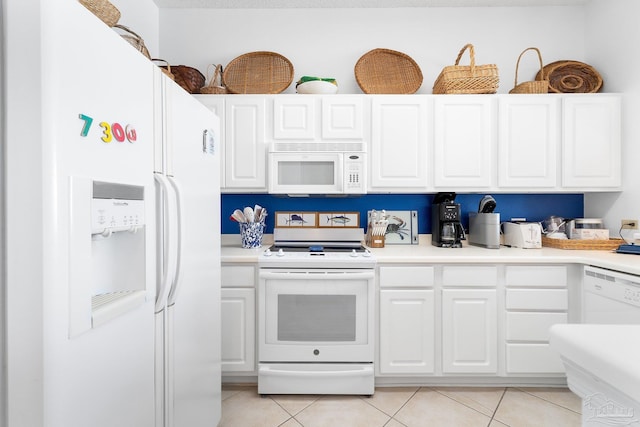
xmin=221 ymin=193 xmax=584 ymax=235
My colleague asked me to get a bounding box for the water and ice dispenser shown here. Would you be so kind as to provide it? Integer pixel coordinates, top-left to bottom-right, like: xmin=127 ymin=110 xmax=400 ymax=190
xmin=69 ymin=177 xmax=150 ymax=337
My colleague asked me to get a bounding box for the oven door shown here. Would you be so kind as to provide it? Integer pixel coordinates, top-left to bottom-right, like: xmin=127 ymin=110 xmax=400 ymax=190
xmin=268 ymin=152 xmax=343 ymax=194
xmin=258 ymin=269 xmax=374 ymax=363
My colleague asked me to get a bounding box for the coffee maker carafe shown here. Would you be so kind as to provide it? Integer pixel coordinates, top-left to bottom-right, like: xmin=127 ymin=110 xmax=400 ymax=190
xmin=431 ymin=192 xmax=466 ymax=248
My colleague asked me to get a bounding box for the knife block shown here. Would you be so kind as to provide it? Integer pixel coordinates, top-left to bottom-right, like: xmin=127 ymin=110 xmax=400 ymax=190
xmin=366 ymin=224 xmax=385 ymax=248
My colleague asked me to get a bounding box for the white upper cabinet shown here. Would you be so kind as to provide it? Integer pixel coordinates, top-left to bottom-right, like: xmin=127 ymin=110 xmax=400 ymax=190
xmin=433 ymin=96 xmax=495 ymax=189
xmin=561 ymin=95 xmax=621 ymax=189
xmin=273 ymin=97 xmax=315 ymax=139
xmin=225 ymin=96 xmax=268 ymax=192
xmin=369 ymin=96 xmax=430 ymax=192
xmin=498 ymin=95 xmax=560 ymax=189
xmin=322 ymin=96 xmax=364 ymax=139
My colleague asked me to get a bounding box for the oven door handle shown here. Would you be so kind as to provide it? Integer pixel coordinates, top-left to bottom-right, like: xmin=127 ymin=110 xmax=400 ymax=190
xmin=258 ymin=270 xmax=375 ymax=280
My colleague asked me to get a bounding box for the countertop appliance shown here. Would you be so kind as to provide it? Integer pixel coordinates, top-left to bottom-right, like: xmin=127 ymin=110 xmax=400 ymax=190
xmin=502 ymin=222 xmax=542 ymax=248
xmin=583 ymin=266 xmax=640 ymax=324
xmin=431 ymin=192 xmax=465 ymax=248
xmin=469 ymin=213 xmax=501 ymax=249
xmin=2 ymin=4 xmax=221 ymax=425
xmin=268 ymin=142 xmax=367 ymax=195
xmin=258 ymin=228 xmax=376 ymax=395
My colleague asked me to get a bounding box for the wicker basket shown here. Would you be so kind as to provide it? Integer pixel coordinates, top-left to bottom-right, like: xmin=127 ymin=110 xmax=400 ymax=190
xmin=541 ymin=236 xmax=623 ymax=251
xmin=200 ymin=64 xmax=228 ymax=94
xmin=152 ymin=59 xmax=175 ymax=81
xmin=78 ymin=0 xmax=121 ymax=27
xmin=354 ymin=48 xmax=423 ymax=94
xmin=113 ymin=25 xmax=150 ymax=59
xmin=536 ymin=60 xmax=603 ymax=93
xmin=223 ymin=52 xmax=294 ymax=94
xmin=433 ymin=44 xmax=499 ymax=94
xmin=510 ymin=47 xmax=548 ymax=94
xmin=170 ymin=66 xmax=206 ymax=94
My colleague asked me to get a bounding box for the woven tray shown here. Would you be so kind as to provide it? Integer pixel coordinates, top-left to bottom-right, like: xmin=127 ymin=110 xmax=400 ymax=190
xmin=223 ymin=52 xmax=294 ymax=94
xmin=535 ymin=60 xmax=603 ymax=93
xmin=79 ymin=0 xmax=120 ymax=27
xmin=541 ymin=236 xmax=623 ymax=251
xmin=355 ymin=48 xmax=423 ymax=94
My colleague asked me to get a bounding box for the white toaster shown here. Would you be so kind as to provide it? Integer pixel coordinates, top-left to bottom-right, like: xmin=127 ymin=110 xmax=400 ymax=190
xmin=502 ymin=222 xmax=542 ymax=249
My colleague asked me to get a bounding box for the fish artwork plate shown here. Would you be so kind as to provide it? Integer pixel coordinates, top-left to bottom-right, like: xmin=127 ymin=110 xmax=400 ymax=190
xmin=318 ymin=212 xmax=360 ymax=228
xmin=275 ymin=211 xmax=318 ymax=228
xmin=380 ymin=210 xmax=419 ymax=245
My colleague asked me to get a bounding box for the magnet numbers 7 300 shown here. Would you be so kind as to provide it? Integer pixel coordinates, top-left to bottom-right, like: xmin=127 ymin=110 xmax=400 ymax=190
xmin=79 ymin=113 xmax=137 ymax=143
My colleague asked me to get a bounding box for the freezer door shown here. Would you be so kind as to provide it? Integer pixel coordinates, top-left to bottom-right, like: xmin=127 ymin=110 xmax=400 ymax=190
xmin=156 ymin=72 xmax=222 ymax=427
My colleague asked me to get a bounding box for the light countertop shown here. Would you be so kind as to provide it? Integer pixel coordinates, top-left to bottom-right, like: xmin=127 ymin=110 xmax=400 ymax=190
xmin=222 ymin=234 xmax=640 ymax=275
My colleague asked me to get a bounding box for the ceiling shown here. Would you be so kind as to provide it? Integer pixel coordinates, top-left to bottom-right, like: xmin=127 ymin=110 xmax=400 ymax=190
xmin=152 ymin=0 xmax=589 ymax=9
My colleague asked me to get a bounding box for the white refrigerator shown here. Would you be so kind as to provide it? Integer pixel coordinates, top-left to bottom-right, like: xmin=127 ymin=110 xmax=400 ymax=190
xmin=2 ymin=1 xmax=221 ymax=426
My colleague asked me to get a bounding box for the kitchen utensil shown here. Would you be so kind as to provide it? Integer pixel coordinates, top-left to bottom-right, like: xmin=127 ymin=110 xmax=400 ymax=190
xmin=478 ymin=195 xmax=496 ymax=213
xmin=231 ymin=209 xmax=246 ymax=223
xmin=243 ymin=206 xmax=254 ymax=223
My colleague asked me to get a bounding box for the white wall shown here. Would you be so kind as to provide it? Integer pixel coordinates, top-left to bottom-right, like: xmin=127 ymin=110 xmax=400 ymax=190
xmin=111 ymin=0 xmax=160 ymax=57
xmin=158 ymin=6 xmax=586 ymax=93
xmin=584 ymin=0 xmax=640 ymax=238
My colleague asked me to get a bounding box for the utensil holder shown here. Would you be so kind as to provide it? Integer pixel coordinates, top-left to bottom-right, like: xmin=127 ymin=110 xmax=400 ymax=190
xmin=239 ymin=222 xmax=265 ymax=249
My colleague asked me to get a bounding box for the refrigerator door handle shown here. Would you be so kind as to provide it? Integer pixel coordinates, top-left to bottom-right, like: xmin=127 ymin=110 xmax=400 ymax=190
xmin=154 ymin=172 xmax=178 ymax=313
xmin=167 ymin=175 xmax=184 ymax=307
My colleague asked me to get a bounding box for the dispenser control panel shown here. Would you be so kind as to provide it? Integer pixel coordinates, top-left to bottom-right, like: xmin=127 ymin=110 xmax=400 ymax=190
xmin=91 ymin=181 xmax=145 ymax=235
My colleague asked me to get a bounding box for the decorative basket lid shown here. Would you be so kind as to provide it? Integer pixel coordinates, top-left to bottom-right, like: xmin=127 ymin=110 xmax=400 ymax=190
xmin=223 ymin=51 xmax=294 ymax=94
xmin=355 ymin=48 xmax=423 ymax=94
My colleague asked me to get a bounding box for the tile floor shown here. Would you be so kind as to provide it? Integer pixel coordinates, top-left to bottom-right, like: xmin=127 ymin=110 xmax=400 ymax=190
xmin=220 ymin=384 xmax=582 ymax=427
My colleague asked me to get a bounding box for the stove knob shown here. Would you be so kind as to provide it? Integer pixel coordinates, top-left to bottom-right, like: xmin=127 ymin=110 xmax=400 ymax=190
xmin=263 ymin=248 xmax=272 ymax=257
xmin=363 ymin=249 xmax=372 ymax=257
xmin=350 ymin=249 xmax=358 ymax=257
xmin=277 ymin=248 xmax=285 ymax=257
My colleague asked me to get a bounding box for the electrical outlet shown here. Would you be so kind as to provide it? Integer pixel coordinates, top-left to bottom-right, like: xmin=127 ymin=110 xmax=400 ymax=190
xmin=621 ymin=219 xmax=638 ymax=229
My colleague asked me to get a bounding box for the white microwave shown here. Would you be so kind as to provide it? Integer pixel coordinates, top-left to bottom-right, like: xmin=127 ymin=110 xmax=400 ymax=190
xmin=268 ymin=146 xmax=367 ymax=195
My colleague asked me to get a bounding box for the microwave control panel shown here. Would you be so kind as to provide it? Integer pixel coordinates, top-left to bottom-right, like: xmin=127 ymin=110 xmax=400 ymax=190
xmin=344 ymin=153 xmax=366 ymax=194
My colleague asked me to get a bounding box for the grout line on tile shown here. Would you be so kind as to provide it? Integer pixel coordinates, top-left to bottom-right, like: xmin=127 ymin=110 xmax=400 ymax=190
xmin=430 ymin=386 xmax=506 ymax=421
xmin=516 ymin=387 xmax=582 ymax=415
xmin=360 ymin=387 xmax=421 ymax=418
xmin=486 ymin=387 xmax=508 ymax=427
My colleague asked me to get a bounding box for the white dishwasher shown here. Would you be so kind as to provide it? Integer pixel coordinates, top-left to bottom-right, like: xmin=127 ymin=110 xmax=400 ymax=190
xmin=583 ymin=265 xmax=640 ymax=324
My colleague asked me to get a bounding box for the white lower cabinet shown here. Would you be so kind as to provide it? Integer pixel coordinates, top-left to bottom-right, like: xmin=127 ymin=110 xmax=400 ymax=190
xmin=221 ymin=265 xmax=256 ymax=373
xmin=442 ymin=288 xmax=498 ymax=374
xmin=378 ymin=265 xmax=435 ymax=375
xmin=504 ymin=265 xmax=568 ymax=375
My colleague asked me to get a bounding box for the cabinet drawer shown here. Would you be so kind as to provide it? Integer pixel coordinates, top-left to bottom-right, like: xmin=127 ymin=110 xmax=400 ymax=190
xmin=505 ymin=265 xmax=567 ymax=287
xmin=379 ymin=266 xmax=434 ymax=288
xmin=442 ymin=266 xmax=498 ymax=287
xmin=506 ymin=312 xmax=568 ymax=341
xmin=221 ymin=265 xmax=256 ymax=288
xmin=506 ymin=289 xmax=568 ymax=310
xmin=506 ymin=343 xmax=565 ymax=374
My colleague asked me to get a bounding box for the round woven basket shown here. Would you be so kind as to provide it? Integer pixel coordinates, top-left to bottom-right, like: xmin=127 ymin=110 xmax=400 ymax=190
xmin=355 ymin=48 xmax=423 ymax=94
xmin=536 ymin=60 xmax=603 ymax=93
xmin=171 ymin=66 xmax=206 ymax=94
xmin=200 ymin=64 xmax=228 ymax=94
xmin=78 ymin=0 xmax=120 ymax=27
xmin=223 ymin=52 xmax=294 ymax=94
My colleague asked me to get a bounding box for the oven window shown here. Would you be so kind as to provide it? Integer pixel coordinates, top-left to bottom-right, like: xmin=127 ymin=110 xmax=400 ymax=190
xmin=277 ymin=161 xmax=335 ymax=185
xmin=277 ymin=295 xmax=356 ymax=341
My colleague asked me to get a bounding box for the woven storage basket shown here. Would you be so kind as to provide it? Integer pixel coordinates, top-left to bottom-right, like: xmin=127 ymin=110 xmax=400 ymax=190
xmin=152 ymin=59 xmax=175 ymax=81
xmin=536 ymin=60 xmax=603 ymax=93
xmin=354 ymin=48 xmax=423 ymax=94
xmin=433 ymin=44 xmax=499 ymax=94
xmin=78 ymin=0 xmax=121 ymax=27
xmin=200 ymin=64 xmax=228 ymax=94
xmin=541 ymin=236 xmax=622 ymax=251
xmin=223 ymin=52 xmax=294 ymax=94
xmin=113 ymin=25 xmax=150 ymax=59
xmin=170 ymin=66 xmax=206 ymax=94
xmin=510 ymin=47 xmax=548 ymax=94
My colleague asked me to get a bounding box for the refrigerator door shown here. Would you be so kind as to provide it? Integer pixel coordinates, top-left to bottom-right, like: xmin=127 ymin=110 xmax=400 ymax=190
xmin=40 ymin=2 xmax=156 ymax=426
xmin=156 ymin=69 xmax=221 ymax=427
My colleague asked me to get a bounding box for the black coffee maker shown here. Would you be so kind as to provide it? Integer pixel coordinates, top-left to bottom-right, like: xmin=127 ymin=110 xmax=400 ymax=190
xmin=431 ymin=192 xmax=466 ymax=248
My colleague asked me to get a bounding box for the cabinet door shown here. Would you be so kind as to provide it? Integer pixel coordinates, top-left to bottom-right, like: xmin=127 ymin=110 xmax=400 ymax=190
xmin=221 ymin=288 xmax=256 ymax=373
xmin=379 ymin=289 xmax=435 ymax=374
xmin=442 ymin=289 xmax=497 ymax=374
xmin=322 ymin=96 xmax=364 ymax=139
xmin=273 ymin=96 xmax=315 ymax=139
xmin=370 ymin=96 xmax=429 ymax=191
xmin=434 ymin=96 xmax=495 ymax=189
xmin=498 ymin=96 xmax=559 ymax=188
xmin=225 ymin=97 xmax=267 ymax=191
xmin=562 ymin=95 xmax=621 ymax=189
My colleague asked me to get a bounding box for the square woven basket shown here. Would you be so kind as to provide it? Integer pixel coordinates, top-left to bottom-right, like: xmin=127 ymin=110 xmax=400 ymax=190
xmin=433 ymin=44 xmax=499 ymax=94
